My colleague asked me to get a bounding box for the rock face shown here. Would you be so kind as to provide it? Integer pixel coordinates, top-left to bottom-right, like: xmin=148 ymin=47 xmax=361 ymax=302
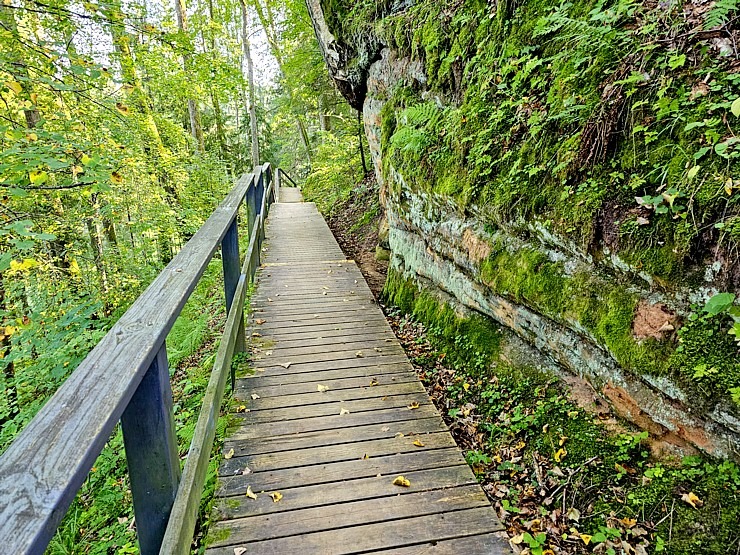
xmin=309 ymin=5 xmax=740 ymax=460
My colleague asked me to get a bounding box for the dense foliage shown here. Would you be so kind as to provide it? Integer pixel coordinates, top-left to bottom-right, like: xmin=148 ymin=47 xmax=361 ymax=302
xmin=0 ymin=0 xmax=365 ymax=550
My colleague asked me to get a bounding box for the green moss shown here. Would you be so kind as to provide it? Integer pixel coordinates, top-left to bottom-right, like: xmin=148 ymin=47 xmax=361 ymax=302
xmin=204 ymin=525 xmax=231 ymax=547
xmin=383 ymin=269 xmax=501 ymax=374
xmin=382 ymin=268 xmax=740 ymax=555
xmin=672 ymin=313 xmax=740 ymax=406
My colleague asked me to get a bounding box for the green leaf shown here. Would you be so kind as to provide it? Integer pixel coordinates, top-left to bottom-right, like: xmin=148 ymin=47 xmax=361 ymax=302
xmin=731 ymin=97 xmax=740 ymax=118
xmin=703 ymin=292 xmax=736 ymax=316
xmin=687 ymin=165 xmax=700 ymax=179
xmin=592 ymin=532 xmax=607 ymax=543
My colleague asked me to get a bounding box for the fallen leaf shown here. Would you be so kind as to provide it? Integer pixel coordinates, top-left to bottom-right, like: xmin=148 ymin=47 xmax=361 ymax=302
xmin=340 ymin=408 xmax=350 ymax=415
xmin=242 ymin=467 xmax=251 ymax=475
xmin=567 ymin=507 xmax=581 ymax=522
xmin=407 ymin=401 xmax=420 ymax=410
xmin=362 ymin=453 xmax=370 ymax=459
xmin=255 ymin=319 xmax=266 ymax=325
xmin=511 ymin=533 xmax=524 ymax=545
xmin=413 ymin=439 xmax=425 ymax=447
xmin=374 ymin=347 xmax=382 ymax=352
xmin=252 ymin=332 xmax=262 ymax=337
xmin=317 ymin=384 xmax=329 ymax=393
xmin=234 ymin=548 xmax=247 ymax=555
xmin=559 ymin=435 xmax=568 ymax=446
xmin=224 ymin=448 xmax=235 ymax=459
xmin=355 ymin=351 xmax=364 ymax=357
xmin=245 ymin=486 xmax=257 ymax=500
xmin=280 ymin=362 xmax=292 ymax=368
xmin=395 ymin=432 xmax=405 ymax=438
xmin=681 ymin=491 xmax=703 ymax=509
xmin=369 ymin=378 xmax=379 ymax=386
xmin=267 ymin=298 xmax=273 ymax=302
xmin=236 ymin=405 xmax=249 ymax=413
xmin=554 ymin=448 xmax=567 ymax=463
xmin=251 ymin=393 xmax=260 ymax=400
xmin=392 ymin=476 xmax=411 ymax=487
xmin=580 ymin=534 xmax=592 ymax=545
xmin=381 ymin=426 xmax=391 ymax=432
xmin=269 ymin=492 xmax=283 ymax=503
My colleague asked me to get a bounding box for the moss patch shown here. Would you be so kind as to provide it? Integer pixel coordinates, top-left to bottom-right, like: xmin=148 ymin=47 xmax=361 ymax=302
xmin=384 ymin=268 xmax=740 ymax=555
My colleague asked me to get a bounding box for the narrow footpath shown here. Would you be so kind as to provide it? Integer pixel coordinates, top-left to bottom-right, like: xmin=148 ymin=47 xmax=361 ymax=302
xmin=205 ymin=188 xmax=511 ymax=554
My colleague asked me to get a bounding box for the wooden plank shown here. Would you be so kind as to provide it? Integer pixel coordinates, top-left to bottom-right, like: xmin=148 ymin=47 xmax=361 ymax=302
xmin=205 ymin=507 xmax=503 ymax=555
xmin=250 ymin=330 xmax=395 ymax=350
xmin=252 ymin=340 xmax=404 ymax=360
xmin=224 ymin=416 xmax=446 ymax=455
xmin=0 ymin=171 xmax=256 ymax=555
xmin=232 ymin=392 xmax=430 ymax=424
xmin=251 ymin=353 xmax=410 ymax=374
xmin=375 ymin=534 xmax=511 ymax=554
xmin=219 ymin=431 xmax=457 ymax=476
xmin=227 ymin=404 xmax=440 ymax=441
xmin=213 ymin=465 xmax=478 ymax=521
xmin=252 ymin=322 xmax=391 ymax=341
xmin=208 ymin=485 xmax=490 ymax=546
xmin=236 ymin=371 xmax=418 ymax=397
xmin=216 ymin=449 xmax=467 ymax=495
xmin=249 ymin=348 xmax=406 ymax=368
xmin=235 ymin=382 xmax=425 ymax=410
xmin=238 ymin=362 xmax=412 ymax=387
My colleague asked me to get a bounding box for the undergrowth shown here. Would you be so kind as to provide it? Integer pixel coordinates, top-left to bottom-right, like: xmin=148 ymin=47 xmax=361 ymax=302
xmin=383 ymin=269 xmax=740 ymax=555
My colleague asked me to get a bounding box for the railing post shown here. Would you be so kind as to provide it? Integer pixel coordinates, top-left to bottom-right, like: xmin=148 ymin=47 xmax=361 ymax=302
xmin=274 ymin=167 xmax=280 ymax=203
xmin=120 ymin=343 xmax=180 ymax=555
xmin=222 ymin=218 xmax=246 ymax=355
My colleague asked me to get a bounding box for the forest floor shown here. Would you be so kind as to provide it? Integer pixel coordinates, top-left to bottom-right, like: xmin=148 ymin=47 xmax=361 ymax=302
xmin=319 ymin=177 xmax=740 ymax=555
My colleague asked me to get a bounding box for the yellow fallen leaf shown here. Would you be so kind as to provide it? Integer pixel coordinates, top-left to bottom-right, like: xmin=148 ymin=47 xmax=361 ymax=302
xmin=115 ymin=102 xmax=129 ymax=115
xmin=621 ymin=517 xmax=637 ymax=528
xmin=559 ymin=435 xmax=568 ymax=446
xmin=511 ymin=533 xmax=524 ymax=545
xmin=463 ymin=382 xmax=470 ymax=391
xmin=224 ymin=448 xmax=235 ymax=460
xmin=580 ymin=534 xmax=592 ymax=545
xmin=392 ymin=476 xmax=411 ymax=487
xmin=111 ymin=171 xmax=123 ymax=184
xmin=681 ymin=491 xmax=703 ymax=509
xmin=280 ymin=362 xmax=292 ymax=368
xmin=234 ymin=548 xmax=247 ymax=555
xmin=236 ymin=405 xmax=248 ymax=413
xmin=726 ymin=178 xmax=734 ymax=196
xmin=269 ymin=492 xmax=283 ymax=503
xmin=412 ymin=439 xmax=425 ymax=447
xmin=317 ymin=384 xmax=329 ymax=393
xmin=407 ymin=401 xmax=420 ymax=410
xmin=245 ymin=486 xmax=257 ymax=500
xmin=355 ymin=351 xmax=364 ymax=357
xmin=554 ymin=448 xmax=567 ymax=463
xmin=369 ymin=378 xmax=379 ymax=386
xmin=340 ymin=408 xmax=350 ymax=415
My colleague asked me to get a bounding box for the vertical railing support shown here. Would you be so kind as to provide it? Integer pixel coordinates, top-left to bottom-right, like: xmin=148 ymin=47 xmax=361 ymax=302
xmin=222 ymin=218 xmax=245 ymax=357
xmin=274 ymin=167 xmax=281 ymax=203
xmin=120 ymin=344 xmax=180 ymax=555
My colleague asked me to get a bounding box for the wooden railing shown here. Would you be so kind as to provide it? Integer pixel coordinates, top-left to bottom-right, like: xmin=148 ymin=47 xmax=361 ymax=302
xmin=0 ymin=163 xmax=282 ymax=555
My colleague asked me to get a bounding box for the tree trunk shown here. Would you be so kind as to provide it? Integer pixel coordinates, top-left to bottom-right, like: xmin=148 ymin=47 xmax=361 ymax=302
xmin=240 ymin=0 xmax=260 ymax=168
xmin=86 ymin=196 xmax=110 ymax=310
xmin=174 ymin=0 xmax=205 ymax=152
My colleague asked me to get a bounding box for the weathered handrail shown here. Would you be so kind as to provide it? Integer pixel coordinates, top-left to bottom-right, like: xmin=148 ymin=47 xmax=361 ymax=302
xmin=0 ymin=163 xmax=277 ymax=555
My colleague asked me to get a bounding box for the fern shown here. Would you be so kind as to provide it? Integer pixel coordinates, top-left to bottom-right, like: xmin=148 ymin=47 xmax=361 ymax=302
xmin=704 ymin=0 xmax=739 ymax=30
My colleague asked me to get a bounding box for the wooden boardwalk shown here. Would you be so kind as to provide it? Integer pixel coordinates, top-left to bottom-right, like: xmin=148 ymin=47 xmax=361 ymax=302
xmin=206 ymin=189 xmax=510 ymax=554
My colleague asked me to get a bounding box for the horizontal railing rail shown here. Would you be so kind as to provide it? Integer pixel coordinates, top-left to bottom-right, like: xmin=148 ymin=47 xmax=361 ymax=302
xmin=0 ymin=163 xmax=278 ymax=555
